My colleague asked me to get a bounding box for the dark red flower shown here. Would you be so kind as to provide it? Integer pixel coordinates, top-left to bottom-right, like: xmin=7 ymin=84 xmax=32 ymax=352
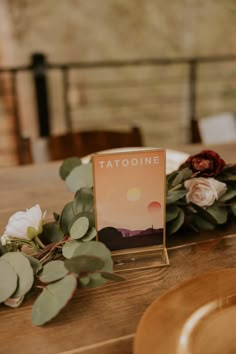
xmin=185 ymin=150 xmax=225 ymax=177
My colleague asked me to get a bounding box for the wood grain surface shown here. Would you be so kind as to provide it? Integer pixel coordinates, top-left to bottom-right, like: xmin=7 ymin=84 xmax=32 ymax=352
xmin=0 ymin=143 xmax=235 ymax=354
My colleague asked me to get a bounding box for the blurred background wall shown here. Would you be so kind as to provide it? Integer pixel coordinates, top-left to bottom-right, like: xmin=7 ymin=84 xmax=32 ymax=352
xmin=1 ymin=0 xmax=236 ymax=165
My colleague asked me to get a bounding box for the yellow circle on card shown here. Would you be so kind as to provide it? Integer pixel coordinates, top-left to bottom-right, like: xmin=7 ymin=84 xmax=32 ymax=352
xmin=127 ymin=187 xmax=141 ymax=201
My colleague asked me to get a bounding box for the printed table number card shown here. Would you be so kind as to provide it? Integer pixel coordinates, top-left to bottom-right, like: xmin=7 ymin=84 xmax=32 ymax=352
xmin=92 ymin=149 xmax=169 ymax=271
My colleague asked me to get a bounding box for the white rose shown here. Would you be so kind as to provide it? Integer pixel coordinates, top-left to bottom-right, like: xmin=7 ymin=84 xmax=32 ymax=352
xmin=1 ymin=205 xmax=46 ymax=244
xmin=184 ymin=177 xmax=227 ymax=207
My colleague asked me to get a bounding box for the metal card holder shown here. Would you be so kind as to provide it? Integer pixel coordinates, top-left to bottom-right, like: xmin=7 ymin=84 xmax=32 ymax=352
xmin=112 ymin=246 xmax=169 ymax=272
xmin=92 ymin=148 xmax=169 ymax=271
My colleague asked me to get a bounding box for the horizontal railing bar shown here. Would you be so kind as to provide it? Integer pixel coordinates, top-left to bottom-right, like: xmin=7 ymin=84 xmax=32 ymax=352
xmin=0 ymin=54 xmax=236 ymax=72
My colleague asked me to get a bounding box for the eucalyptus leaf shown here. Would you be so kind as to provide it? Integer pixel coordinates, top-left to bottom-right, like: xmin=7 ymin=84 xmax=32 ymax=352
xmin=167 ymin=208 xmax=185 ymax=235
xmin=82 ymin=273 xmax=106 ymax=288
xmin=206 ymin=205 xmax=228 ymax=224
xmin=219 ymin=188 xmax=236 ymax=202
xmin=166 ymin=190 xmax=186 ymax=205
xmin=65 ymin=164 xmax=93 ymax=193
xmin=39 ymin=261 xmax=68 ymax=283
xmin=78 ymin=275 xmax=90 ymax=287
xmin=70 ymin=211 xmax=95 ymax=229
xmin=69 ymin=216 xmax=89 ymax=240
xmin=65 ymin=255 xmax=104 ymax=274
xmin=0 ymin=244 xmax=7 ymax=256
xmin=78 ymin=211 xmax=95 ymax=227
xmin=2 ymin=252 xmax=34 ymax=297
xmin=190 ymin=203 xmax=217 ymax=225
xmin=0 ymin=259 xmax=18 ymax=303
xmin=166 ymin=205 xmax=180 ymax=222
xmin=25 ymin=255 xmax=42 ymax=275
xmin=73 ymin=187 xmax=94 ymax=214
xmin=59 ymin=157 xmax=82 ymax=180
xmin=222 ymin=164 xmax=236 ymax=174
xmin=231 ymin=202 xmax=236 ymax=216
xmin=172 ymin=168 xmax=192 ymax=187
xmin=73 ymin=241 xmax=113 ymax=287
xmin=192 ymin=214 xmax=216 ymax=230
xmin=41 ymin=222 xmax=64 ymax=244
xmin=60 ymin=202 xmax=76 ymax=234
xmin=62 ymin=240 xmax=81 ymax=259
xmin=32 ymin=274 xmax=77 ymax=326
xmin=53 ymin=212 xmax=60 ymax=223
xmin=100 ymin=272 xmax=125 ymax=282
xmin=82 ymin=227 xmax=97 ymax=242
xmin=166 ymin=171 xmax=179 ymax=186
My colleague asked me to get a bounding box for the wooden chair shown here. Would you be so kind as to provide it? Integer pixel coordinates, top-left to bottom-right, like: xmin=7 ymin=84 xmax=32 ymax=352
xmin=18 ymin=127 xmax=143 ymax=165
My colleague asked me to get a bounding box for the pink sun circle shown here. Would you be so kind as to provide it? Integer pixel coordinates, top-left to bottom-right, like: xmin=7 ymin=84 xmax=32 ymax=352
xmin=147 ymin=201 xmax=161 ymax=213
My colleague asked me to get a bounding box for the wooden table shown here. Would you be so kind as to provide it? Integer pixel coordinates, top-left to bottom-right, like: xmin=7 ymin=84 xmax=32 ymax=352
xmin=0 ymin=143 xmax=236 ymax=354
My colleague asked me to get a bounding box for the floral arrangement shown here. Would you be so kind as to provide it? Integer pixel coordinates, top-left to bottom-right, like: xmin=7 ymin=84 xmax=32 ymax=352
xmin=0 ymin=157 xmax=123 ymax=326
xmin=166 ymin=150 xmax=236 ymax=234
xmin=0 ymin=150 xmax=235 ymax=326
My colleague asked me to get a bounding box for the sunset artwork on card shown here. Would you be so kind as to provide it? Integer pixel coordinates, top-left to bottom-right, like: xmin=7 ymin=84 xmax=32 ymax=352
xmin=92 ymin=149 xmax=166 ymax=252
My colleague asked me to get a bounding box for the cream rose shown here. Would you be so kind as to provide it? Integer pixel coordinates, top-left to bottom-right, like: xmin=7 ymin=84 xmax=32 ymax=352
xmin=184 ymin=177 xmax=227 ymax=207
xmin=1 ymin=205 xmax=46 ymax=245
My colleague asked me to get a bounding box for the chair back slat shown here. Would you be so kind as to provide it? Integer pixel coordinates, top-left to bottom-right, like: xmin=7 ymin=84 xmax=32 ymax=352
xmin=19 ymin=127 xmax=143 ymax=164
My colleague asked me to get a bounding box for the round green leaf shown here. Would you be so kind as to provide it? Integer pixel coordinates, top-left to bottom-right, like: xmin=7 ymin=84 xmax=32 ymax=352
xmin=73 ymin=241 xmax=113 ymax=287
xmin=60 ymin=202 xmax=75 ymax=234
xmin=73 ymin=187 xmax=94 ymax=214
xmin=53 ymin=212 xmax=60 ymax=222
xmin=83 ymin=273 xmax=107 ymax=288
xmin=190 ymin=203 xmax=217 ymax=224
xmin=166 ymin=205 xmax=180 ymax=222
xmin=166 ymin=190 xmax=186 ymax=204
xmin=59 ymin=157 xmax=82 ymax=180
xmin=41 ymin=222 xmax=64 ymax=244
xmin=25 ymin=255 xmax=43 ymax=275
xmin=166 ymin=208 xmax=185 ymax=235
xmin=65 ymin=164 xmax=93 ymax=192
xmin=39 ymin=261 xmax=68 ymax=283
xmin=0 ymin=259 xmax=18 ymax=303
xmin=192 ymin=215 xmax=216 ymax=231
xmin=78 ymin=275 xmax=90 ymax=287
xmin=69 ymin=216 xmax=89 ymax=240
xmin=75 ymin=211 xmax=95 ymax=228
xmin=220 ymin=189 xmax=236 ymax=202
xmin=32 ymin=274 xmax=77 ymax=326
xmin=171 ymin=168 xmax=192 ymax=187
xmin=82 ymin=227 xmax=97 ymax=242
xmin=65 ymin=255 xmax=104 ymax=274
xmin=206 ymin=205 xmax=228 ymax=225
xmin=2 ymin=252 xmax=34 ymax=297
xmin=231 ymin=202 xmax=236 ymax=216
xmin=62 ymin=240 xmax=81 ymax=259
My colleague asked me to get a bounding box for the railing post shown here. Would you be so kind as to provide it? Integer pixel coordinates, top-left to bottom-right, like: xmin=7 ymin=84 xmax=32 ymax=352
xmin=62 ymin=66 xmax=73 ymax=131
xmin=31 ymin=53 xmax=51 ymax=137
xmin=188 ymin=59 xmax=201 ymax=143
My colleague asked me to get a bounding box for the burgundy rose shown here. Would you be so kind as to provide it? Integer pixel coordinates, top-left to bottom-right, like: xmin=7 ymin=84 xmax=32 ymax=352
xmin=185 ymin=150 xmax=225 ymax=177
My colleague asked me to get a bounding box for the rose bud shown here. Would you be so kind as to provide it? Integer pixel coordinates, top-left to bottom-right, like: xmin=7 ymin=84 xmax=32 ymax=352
xmin=185 ymin=150 xmax=225 ymax=177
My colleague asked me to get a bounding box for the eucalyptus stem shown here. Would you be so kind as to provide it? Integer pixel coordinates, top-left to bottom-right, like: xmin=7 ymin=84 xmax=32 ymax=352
xmin=35 ymin=236 xmax=45 ymax=249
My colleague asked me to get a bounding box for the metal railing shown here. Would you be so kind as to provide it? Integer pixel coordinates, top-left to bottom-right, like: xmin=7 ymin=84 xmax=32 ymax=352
xmin=1 ymin=53 xmax=236 ymax=144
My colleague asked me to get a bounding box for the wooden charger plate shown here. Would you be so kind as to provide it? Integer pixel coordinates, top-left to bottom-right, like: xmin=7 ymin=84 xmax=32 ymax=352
xmin=134 ymin=269 xmax=236 ymax=354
